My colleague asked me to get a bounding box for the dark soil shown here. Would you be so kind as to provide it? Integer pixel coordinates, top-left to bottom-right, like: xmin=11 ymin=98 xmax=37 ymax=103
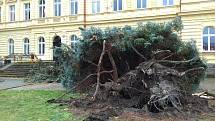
xmin=49 ymin=95 xmax=215 ymax=121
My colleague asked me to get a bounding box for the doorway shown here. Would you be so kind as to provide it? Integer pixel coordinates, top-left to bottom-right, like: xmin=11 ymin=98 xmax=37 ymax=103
xmin=53 ymin=36 xmax=61 ymax=62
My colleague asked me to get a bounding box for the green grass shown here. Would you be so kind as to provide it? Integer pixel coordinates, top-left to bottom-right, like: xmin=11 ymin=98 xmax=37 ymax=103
xmin=0 ymin=90 xmax=82 ymax=121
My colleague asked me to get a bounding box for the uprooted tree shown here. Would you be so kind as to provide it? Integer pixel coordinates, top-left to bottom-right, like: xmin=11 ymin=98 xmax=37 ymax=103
xmin=36 ymin=17 xmax=208 ymax=115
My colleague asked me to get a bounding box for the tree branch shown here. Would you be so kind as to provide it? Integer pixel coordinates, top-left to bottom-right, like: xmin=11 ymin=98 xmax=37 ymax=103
xmin=107 ymin=51 xmax=118 ymax=82
xmin=93 ymin=40 xmax=106 ymax=99
xmin=130 ymin=43 xmax=147 ymax=61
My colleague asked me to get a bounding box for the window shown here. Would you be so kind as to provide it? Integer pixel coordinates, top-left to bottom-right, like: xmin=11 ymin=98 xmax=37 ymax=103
xmin=24 ymin=3 xmax=30 ymax=20
xmin=113 ymin=0 xmax=122 ymax=11
xmin=71 ymin=0 xmax=78 ymax=15
xmin=163 ymin=0 xmax=173 ymax=6
xmin=54 ymin=0 xmax=61 ymax=16
xmin=9 ymin=5 xmax=15 ymax=22
xmin=137 ymin=0 xmax=146 ymax=9
xmin=71 ymin=35 xmax=78 ymax=48
xmin=92 ymin=0 xmax=100 ymax=13
xmin=39 ymin=37 xmax=45 ymax=55
xmin=8 ymin=39 xmax=14 ymax=55
xmin=39 ymin=0 xmax=45 ymax=18
xmin=203 ymin=27 xmax=215 ymax=51
xmin=24 ymin=38 xmax=30 ymax=55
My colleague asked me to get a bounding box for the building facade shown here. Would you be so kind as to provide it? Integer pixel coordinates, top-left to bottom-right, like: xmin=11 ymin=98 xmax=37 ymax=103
xmin=0 ymin=0 xmax=215 ymax=63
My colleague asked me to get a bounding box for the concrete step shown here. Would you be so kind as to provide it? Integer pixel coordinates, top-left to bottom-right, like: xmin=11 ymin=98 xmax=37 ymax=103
xmin=0 ymin=61 xmax=54 ymax=78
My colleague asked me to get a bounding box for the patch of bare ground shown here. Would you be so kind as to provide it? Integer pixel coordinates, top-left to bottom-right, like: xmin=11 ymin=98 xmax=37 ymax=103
xmin=48 ymin=95 xmax=215 ymax=121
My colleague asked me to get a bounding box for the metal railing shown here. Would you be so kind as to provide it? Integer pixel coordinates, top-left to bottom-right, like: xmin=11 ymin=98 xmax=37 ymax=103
xmin=1 ymin=53 xmax=39 ymax=64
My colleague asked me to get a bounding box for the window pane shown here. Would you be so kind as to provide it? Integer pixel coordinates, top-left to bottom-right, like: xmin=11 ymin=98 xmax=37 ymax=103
xmin=203 ymin=36 xmax=208 ymax=51
xmin=39 ymin=7 xmax=42 ymax=17
xmin=43 ymin=6 xmax=45 ymax=17
xmin=142 ymin=0 xmax=146 ymax=8
xmin=203 ymin=27 xmax=208 ymax=34
xmin=92 ymin=1 xmax=95 ymax=13
xmin=210 ymin=36 xmax=215 ymax=50
xmin=71 ymin=2 xmax=74 ymax=14
xmin=55 ymin=5 xmax=57 ymax=16
xmin=137 ymin=0 xmax=141 ymax=8
xmin=59 ymin=4 xmax=61 ymax=16
xmin=75 ymin=2 xmax=78 ymax=14
xmin=169 ymin=0 xmax=173 ymax=5
xmin=113 ymin=0 xmax=117 ymax=11
xmin=118 ymin=0 xmax=122 ymax=10
xmin=209 ymin=27 xmax=215 ymax=34
xmin=39 ymin=44 xmax=41 ymax=54
xmin=97 ymin=1 xmax=100 ymax=13
xmin=42 ymin=44 xmax=45 ymax=54
xmin=163 ymin=0 xmax=167 ymax=6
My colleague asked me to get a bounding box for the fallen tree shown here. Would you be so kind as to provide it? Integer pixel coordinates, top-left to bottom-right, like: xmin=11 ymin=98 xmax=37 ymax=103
xmin=47 ymin=17 xmax=211 ymax=120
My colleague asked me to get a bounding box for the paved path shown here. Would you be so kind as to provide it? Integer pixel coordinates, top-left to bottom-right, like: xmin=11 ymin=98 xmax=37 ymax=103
xmin=200 ymin=78 xmax=215 ymax=93
xmin=0 ymin=77 xmax=214 ymax=92
xmin=0 ymin=77 xmax=64 ymax=90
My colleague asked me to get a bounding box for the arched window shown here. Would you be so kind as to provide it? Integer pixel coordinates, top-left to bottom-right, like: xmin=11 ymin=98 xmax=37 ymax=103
xmin=8 ymin=39 xmax=14 ymax=55
xmin=54 ymin=0 xmax=61 ymax=16
xmin=71 ymin=0 xmax=78 ymax=15
xmin=24 ymin=38 xmax=30 ymax=55
xmin=39 ymin=37 xmax=45 ymax=55
xmin=71 ymin=35 xmax=78 ymax=48
xmin=39 ymin=0 xmax=45 ymax=18
xmin=203 ymin=27 xmax=215 ymax=51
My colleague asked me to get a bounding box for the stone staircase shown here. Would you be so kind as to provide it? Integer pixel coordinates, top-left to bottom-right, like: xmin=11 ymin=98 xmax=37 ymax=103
xmin=0 ymin=61 xmax=54 ymax=78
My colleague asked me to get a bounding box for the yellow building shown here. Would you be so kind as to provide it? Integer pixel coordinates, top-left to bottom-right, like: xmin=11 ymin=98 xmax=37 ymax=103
xmin=0 ymin=0 xmax=215 ymax=63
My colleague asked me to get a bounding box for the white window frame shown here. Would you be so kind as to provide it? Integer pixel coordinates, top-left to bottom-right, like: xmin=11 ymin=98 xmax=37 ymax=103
xmin=71 ymin=0 xmax=78 ymax=15
xmin=92 ymin=0 xmax=100 ymax=14
xmin=9 ymin=5 xmax=15 ymax=22
xmin=24 ymin=3 xmax=30 ymax=21
xmin=24 ymin=38 xmax=30 ymax=55
xmin=113 ymin=0 xmax=123 ymax=11
xmin=39 ymin=37 xmax=45 ymax=55
xmin=39 ymin=0 xmax=45 ymax=18
xmin=54 ymin=0 xmax=61 ymax=16
xmin=203 ymin=27 xmax=215 ymax=52
xmin=163 ymin=0 xmax=174 ymax=6
xmin=8 ymin=39 xmax=14 ymax=55
xmin=137 ymin=0 xmax=147 ymax=9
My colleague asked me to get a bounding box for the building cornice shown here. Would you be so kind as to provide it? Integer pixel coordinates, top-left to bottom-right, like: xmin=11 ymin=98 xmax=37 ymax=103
xmin=6 ymin=0 xmax=17 ymax=3
xmin=0 ymin=14 xmax=178 ymax=32
xmin=178 ymin=9 xmax=215 ymax=16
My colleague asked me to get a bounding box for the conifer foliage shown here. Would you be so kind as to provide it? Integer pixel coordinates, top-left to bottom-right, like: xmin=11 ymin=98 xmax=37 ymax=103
xmin=54 ymin=17 xmax=206 ymax=90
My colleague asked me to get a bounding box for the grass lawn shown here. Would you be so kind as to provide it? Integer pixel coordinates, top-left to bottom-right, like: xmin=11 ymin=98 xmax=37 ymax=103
xmin=0 ymin=90 xmax=81 ymax=121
